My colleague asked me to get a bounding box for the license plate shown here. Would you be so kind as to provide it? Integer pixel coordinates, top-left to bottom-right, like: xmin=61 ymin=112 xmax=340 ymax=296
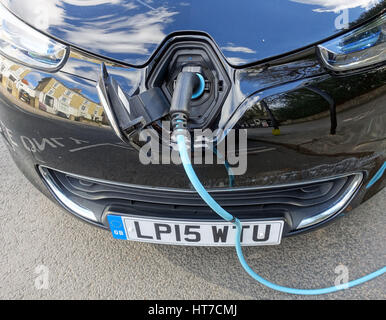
xmin=107 ymin=215 xmax=284 ymax=246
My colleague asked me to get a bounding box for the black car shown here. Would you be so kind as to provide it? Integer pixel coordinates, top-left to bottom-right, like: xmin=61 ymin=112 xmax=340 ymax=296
xmin=0 ymin=0 xmax=385 ymax=246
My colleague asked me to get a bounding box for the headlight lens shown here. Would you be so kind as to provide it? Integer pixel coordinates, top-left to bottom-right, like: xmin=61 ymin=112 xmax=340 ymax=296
xmin=0 ymin=4 xmax=68 ymax=71
xmin=318 ymin=13 xmax=385 ymax=72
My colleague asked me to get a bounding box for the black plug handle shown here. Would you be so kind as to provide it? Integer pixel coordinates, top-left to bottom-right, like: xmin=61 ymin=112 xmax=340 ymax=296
xmin=170 ymin=71 xmax=200 ymax=117
xmin=170 ymin=67 xmax=202 ymax=133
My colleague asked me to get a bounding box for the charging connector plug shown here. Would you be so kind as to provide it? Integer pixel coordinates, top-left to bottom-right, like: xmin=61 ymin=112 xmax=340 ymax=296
xmin=170 ymin=66 xmax=203 ymax=132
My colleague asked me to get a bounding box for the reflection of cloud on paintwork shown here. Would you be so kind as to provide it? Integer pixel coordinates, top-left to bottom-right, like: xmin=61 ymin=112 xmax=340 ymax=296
xmin=2 ymin=0 xmax=127 ymax=30
xmin=222 ymin=43 xmax=257 ymax=66
xmin=66 ymin=8 xmax=177 ymax=54
xmin=2 ymin=0 xmax=64 ymax=30
xmin=4 ymin=0 xmax=178 ymax=63
xmin=227 ymin=57 xmax=249 ymax=65
xmin=63 ymin=6 xmax=178 ymax=59
xmin=222 ymin=44 xmax=256 ymax=54
xmin=63 ymin=0 xmax=124 ymax=6
xmin=290 ymin=0 xmax=380 ymax=13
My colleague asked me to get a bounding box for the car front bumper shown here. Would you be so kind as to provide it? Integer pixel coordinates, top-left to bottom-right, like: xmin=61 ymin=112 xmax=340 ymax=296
xmin=0 ymin=46 xmax=385 ymax=239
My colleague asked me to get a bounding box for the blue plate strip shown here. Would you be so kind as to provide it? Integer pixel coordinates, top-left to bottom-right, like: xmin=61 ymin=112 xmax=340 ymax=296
xmin=107 ymin=215 xmax=127 ymax=240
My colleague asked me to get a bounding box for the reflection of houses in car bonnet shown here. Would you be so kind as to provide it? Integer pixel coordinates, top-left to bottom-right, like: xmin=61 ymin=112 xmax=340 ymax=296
xmin=0 ymin=55 xmax=104 ymax=124
xmin=35 ymin=77 xmax=104 ymax=122
xmin=0 ymin=58 xmax=31 ymax=98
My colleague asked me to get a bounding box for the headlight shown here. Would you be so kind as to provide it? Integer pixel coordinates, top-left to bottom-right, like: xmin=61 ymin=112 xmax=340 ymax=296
xmin=0 ymin=3 xmax=69 ymax=71
xmin=318 ymin=13 xmax=385 ymax=72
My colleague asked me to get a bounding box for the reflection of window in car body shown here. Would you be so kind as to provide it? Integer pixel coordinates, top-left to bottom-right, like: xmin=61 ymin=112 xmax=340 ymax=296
xmin=44 ymin=95 xmax=54 ymax=108
xmin=0 ymin=63 xmax=4 ymax=82
xmin=7 ymin=75 xmax=16 ymax=93
xmin=19 ymin=89 xmax=30 ymax=103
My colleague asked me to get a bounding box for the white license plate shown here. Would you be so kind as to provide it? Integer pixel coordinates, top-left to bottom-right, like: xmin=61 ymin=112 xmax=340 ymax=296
xmin=107 ymin=215 xmax=284 ymax=246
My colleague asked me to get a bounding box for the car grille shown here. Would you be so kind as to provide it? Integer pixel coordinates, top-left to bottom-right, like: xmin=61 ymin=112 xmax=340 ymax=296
xmin=39 ymin=167 xmax=363 ymax=232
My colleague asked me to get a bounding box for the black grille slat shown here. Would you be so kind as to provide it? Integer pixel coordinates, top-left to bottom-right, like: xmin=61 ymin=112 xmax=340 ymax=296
xmin=49 ymin=169 xmax=355 ymax=211
xmin=62 ymin=175 xmax=338 ymax=206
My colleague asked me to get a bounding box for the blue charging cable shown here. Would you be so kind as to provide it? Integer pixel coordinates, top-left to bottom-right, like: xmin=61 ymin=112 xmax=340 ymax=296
xmin=176 ymin=134 xmax=386 ymax=295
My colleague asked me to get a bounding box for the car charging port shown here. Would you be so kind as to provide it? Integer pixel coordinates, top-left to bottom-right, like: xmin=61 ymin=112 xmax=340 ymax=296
xmin=191 ymin=73 xmax=206 ymax=100
xmin=147 ymin=40 xmax=231 ymax=130
xmin=97 ymin=40 xmax=231 ymax=150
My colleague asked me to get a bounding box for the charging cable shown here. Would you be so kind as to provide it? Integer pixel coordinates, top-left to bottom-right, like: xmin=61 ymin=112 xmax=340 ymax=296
xmin=176 ymin=133 xmax=385 ymax=295
xmin=170 ymin=68 xmax=385 ymax=295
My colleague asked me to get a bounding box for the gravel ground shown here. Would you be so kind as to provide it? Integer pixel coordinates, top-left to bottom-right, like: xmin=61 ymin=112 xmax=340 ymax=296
xmin=0 ymin=138 xmax=385 ymax=300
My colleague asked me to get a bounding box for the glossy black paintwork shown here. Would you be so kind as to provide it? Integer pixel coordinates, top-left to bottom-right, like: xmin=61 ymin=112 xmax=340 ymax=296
xmin=0 ymin=50 xmax=385 ymax=190
xmin=2 ymin=0 xmax=385 ymax=66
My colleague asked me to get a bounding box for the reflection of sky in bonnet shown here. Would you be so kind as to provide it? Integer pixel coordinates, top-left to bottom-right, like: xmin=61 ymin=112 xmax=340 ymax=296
xmin=5 ymin=0 xmax=179 ymax=65
xmin=61 ymin=2 xmax=179 ymax=64
xmin=3 ymin=0 xmax=383 ymax=66
xmin=290 ymin=0 xmax=381 ymax=12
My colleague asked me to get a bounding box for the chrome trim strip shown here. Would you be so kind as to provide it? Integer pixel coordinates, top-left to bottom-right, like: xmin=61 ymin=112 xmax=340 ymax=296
xmin=38 ymin=165 xmax=363 ymax=194
xmin=297 ymin=172 xmax=363 ymax=229
xmin=96 ymin=63 xmax=125 ymax=142
xmin=39 ymin=167 xmax=98 ymax=222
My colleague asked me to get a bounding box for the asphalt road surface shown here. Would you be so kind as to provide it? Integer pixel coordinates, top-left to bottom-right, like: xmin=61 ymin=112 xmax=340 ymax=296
xmin=0 ymin=138 xmax=385 ymax=300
